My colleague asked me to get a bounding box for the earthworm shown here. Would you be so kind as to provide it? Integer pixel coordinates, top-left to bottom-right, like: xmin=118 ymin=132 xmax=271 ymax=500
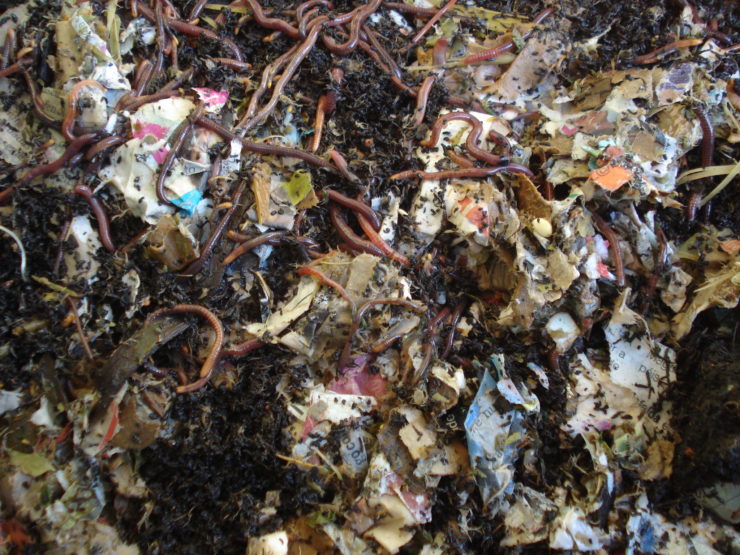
xmin=161 ymin=0 xmax=181 ymax=19
xmin=8 ymin=132 xmax=98 ymax=189
xmin=411 ymin=0 xmax=457 ymax=45
xmin=222 ymin=231 xmax=286 ymax=265
xmin=188 ymin=0 xmax=210 ymax=21
xmin=310 ymin=92 xmax=337 ymax=152
xmin=512 ymin=110 xmax=541 ymax=122
xmin=339 ymin=297 xmax=426 ymax=371
xmin=1 ymin=27 xmax=15 ymax=70
xmin=447 ymin=149 xmax=475 ymax=168
xmin=154 ymin=0 xmax=167 ymax=78
xmin=133 ymin=60 xmax=153 ymax=92
xmin=326 ymin=2 xmax=364 ymax=27
xmin=422 ymin=112 xmax=506 ymax=166
xmin=226 ymin=230 xmax=255 ymax=242
xmin=0 ymin=56 xmax=32 ymax=79
xmin=169 ymin=20 xmax=243 ymax=63
xmin=240 ymin=22 xmax=324 ymax=132
xmin=687 ymin=192 xmax=701 ymax=221
xmin=355 ymin=212 xmax=410 ymax=266
xmin=0 ymin=133 xmax=97 ymax=203
xmin=352 ymin=39 xmax=418 ymax=96
xmin=136 ymin=1 xmax=244 ymax=61
xmin=156 ymin=105 xmax=204 ymax=206
xmin=329 ymin=204 xmax=385 ymax=258
xmin=146 ymin=304 xmax=224 ymax=394
xmin=488 ymin=128 xmax=513 ymax=158
xmin=390 ymin=164 xmax=533 ymax=180
xmin=239 ymin=42 xmax=298 ymax=124
xmin=632 ymin=38 xmax=704 ymax=64
xmin=161 ymin=68 xmax=194 ymax=92
xmin=67 ymin=297 xmax=94 ymax=361
xmin=531 ymin=7 xmax=556 ymax=25
xmin=120 ymin=89 xmax=179 ymax=112
xmin=409 ymin=306 xmax=451 ymax=384
xmin=371 ymin=330 xmax=409 ymax=353
xmin=298 ymin=265 xmax=355 ymax=308
xmin=362 ymin=26 xmax=404 ymax=80
xmin=297 ymin=0 xmax=333 ymax=33
xmin=322 ymin=0 xmax=382 ymax=55
xmin=184 ymin=182 xmax=246 ymax=274
xmin=462 ymin=7 xmax=554 ymax=64
xmin=52 ymin=208 xmax=72 ymax=276
xmin=429 ymin=306 xmax=451 ymax=329
xmin=115 ymin=61 xmax=152 ymax=109
xmin=141 ymin=390 xmax=166 ymax=418
xmin=329 ymin=150 xmax=361 ymax=183
xmin=212 ymin=57 xmax=252 ymax=71
xmin=433 ymin=39 xmax=449 ymax=66
xmin=208 ymin=156 xmax=223 ymax=187
xmin=722 ymin=42 xmax=740 ymax=53
xmin=138 ymin=57 xmax=159 ymax=97
xmin=646 ymin=228 xmax=668 ymax=299
xmin=326 ymin=189 xmax=381 ymax=231
xmin=413 ymin=75 xmax=436 ymax=126
xmin=295 ymin=236 xmax=321 ymax=249
xmin=85 ymin=136 xmax=127 ymax=161
xmin=420 ymin=110 xmax=476 ymax=147
xmin=241 ymin=0 xmax=301 ymax=39
xmin=73 ymin=184 xmax=115 ymax=253
xmin=142 ymin=362 xmax=170 ymax=379
xmin=68 ymin=152 xmax=85 ymax=167
xmin=444 ymin=95 xmax=485 ymax=113
xmin=195 ymin=115 xmax=335 ymax=170
xmin=686 ymin=107 xmax=714 ymax=222
xmin=592 ymin=213 xmax=625 ymax=288
xmin=709 ymin=30 xmax=733 ymax=47
xmin=695 ymin=106 xmax=714 ymax=168
xmin=298 ymin=8 xmax=321 ymax=37
xmin=20 ymin=70 xmax=58 ymax=128
xmin=222 ymin=338 xmax=266 ymax=357
xmin=441 ymin=299 xmax=467 ymax=359
xmin=61 ymin=80 xmax=107 ymax=141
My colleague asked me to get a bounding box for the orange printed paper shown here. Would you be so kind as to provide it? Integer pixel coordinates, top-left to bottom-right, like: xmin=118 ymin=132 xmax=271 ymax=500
xmin=590 ymin=164 xmax=633 ymax=191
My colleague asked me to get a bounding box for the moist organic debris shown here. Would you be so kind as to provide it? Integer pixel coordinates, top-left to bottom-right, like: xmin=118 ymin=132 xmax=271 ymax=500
xmin=0 ymin=0 xmax=739 ymax=553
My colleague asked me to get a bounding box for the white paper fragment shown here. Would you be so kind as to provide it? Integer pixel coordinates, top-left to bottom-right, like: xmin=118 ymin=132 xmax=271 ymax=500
xmin=339 ymin=427 xmax=369 ymax=477
xmin=246 ymin=278 xmax=319 ymax=339
xmin=397 ymin=407 xmax=436 ymax=461
xmin=30 ymin=397 xmax=58 ymax=429
xmin=545 ymin=312 xmax=580 ymax=354
xmin=0 ymin=390 xmax=23 ymax=415
xmin=549 ymin=506 xmax=607 ymax=551
xmin=247 ymin=531 xmax=289 ymax=555
xmin=605 ymin=290 xmax=676 ymax=412
xmin=307 ymin=390 xmax=376 ymax=425
xmin=65 ymin=215 xmax=103 ymax=282
xmin=501 ymin=485 xmax=557 ymax=547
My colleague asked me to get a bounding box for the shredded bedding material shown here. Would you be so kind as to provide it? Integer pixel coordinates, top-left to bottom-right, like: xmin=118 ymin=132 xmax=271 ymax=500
xmin=0 ymin=0 xmax=738 ymax=553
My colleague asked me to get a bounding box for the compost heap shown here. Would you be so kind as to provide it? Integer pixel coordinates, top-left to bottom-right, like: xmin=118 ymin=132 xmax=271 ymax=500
xmin=0 ymin=0 xmax=738 ymax=553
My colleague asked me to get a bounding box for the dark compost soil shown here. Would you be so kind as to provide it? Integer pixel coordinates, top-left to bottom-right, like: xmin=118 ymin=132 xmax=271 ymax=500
xmin=0 ymin=0 xmax=738 ymax=553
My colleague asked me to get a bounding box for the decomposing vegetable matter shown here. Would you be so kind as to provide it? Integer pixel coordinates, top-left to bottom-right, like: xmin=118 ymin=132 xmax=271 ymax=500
xmin=0 ymin=0 xmax=738 ymax=553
